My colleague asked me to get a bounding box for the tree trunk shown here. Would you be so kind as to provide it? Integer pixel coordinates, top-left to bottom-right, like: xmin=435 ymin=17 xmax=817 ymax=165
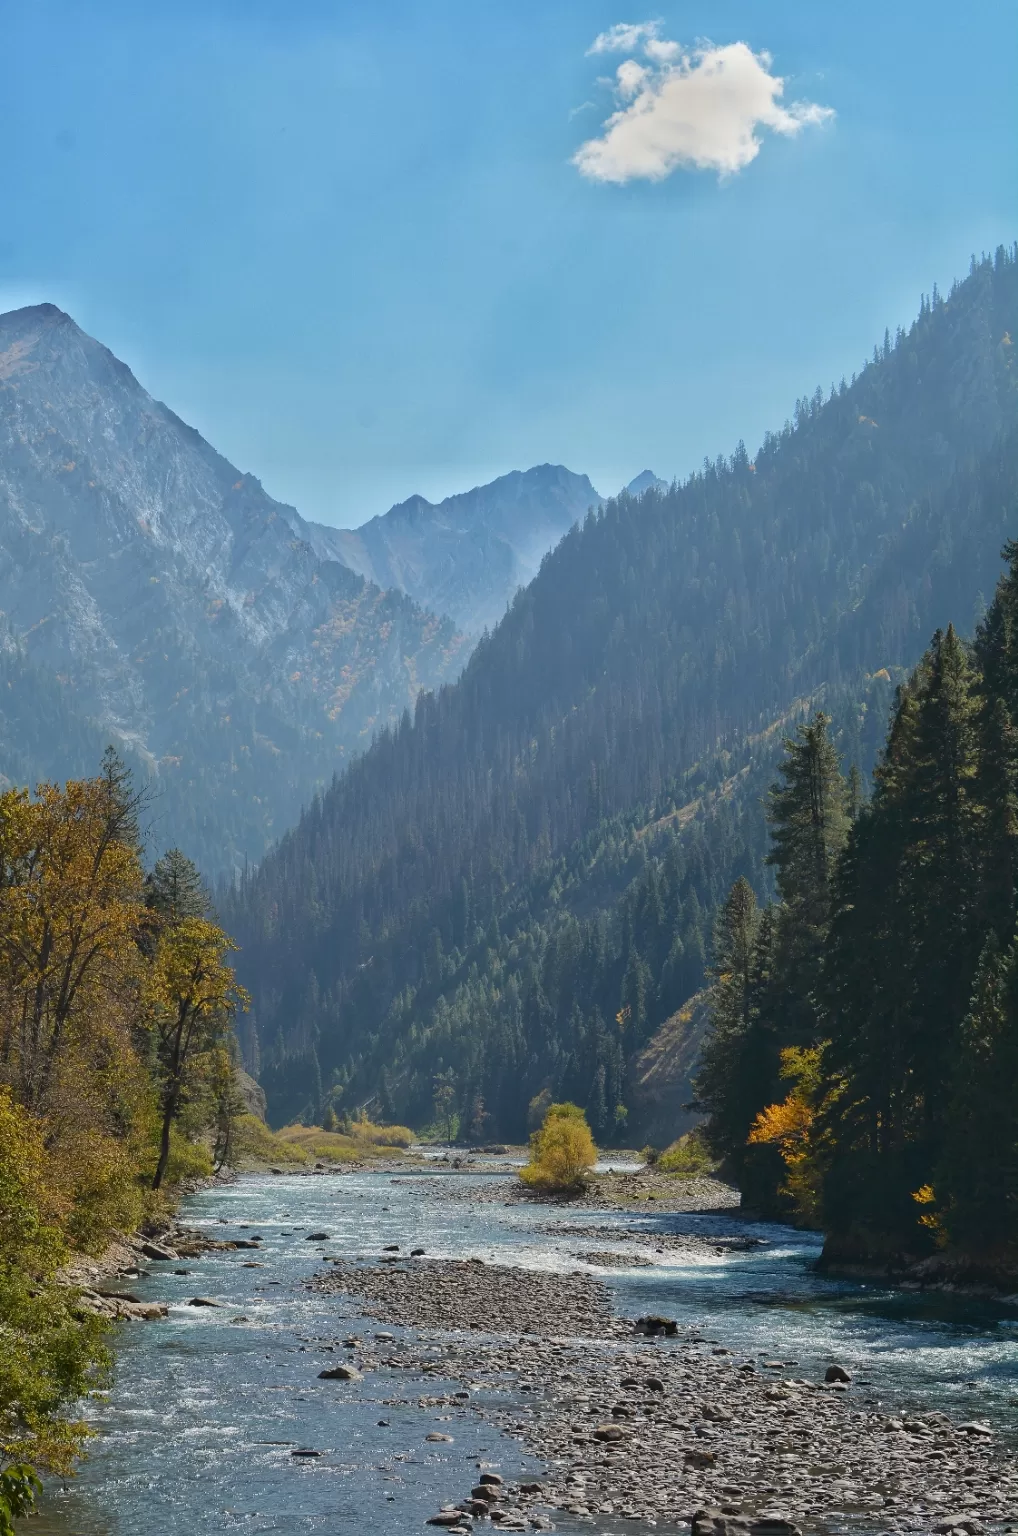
xmin=152 ymin=1093 xmax=176 ymax=1190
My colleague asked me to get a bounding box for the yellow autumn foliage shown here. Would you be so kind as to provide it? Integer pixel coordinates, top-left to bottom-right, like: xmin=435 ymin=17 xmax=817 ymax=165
xmin=519 ymin=1102 xmax=597 ymax=1194
xmin=0 ymin=757 xmax=249 ymax=1512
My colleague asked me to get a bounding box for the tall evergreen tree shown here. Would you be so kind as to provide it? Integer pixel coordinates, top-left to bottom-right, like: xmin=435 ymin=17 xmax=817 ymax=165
xmin=937 ymin=933 xmax=1018 ymax=1254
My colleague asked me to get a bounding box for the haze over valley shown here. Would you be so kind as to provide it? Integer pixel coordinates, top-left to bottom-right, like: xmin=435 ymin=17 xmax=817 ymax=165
xmin=2 ymin=7 xmax=1017 ymax=1535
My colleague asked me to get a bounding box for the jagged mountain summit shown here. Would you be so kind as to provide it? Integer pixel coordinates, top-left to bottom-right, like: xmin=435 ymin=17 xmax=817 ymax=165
xmin=623 ymin=469 xmax=668 ymax=496
xmin=327 ymin=465 xmax=603 ymax=635
xmin=0 ymin=303 xmax=466 ymax=872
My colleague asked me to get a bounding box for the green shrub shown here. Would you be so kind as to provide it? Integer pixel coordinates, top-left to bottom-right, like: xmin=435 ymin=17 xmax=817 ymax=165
xmin=657 ymin=1128 xmax=717 ymax=1176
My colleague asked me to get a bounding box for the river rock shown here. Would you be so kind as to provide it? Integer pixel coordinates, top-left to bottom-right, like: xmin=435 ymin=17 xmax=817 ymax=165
xmin=634 ymin=1315 xmax=678 ymax=1336
xmin=318 ymin=1364 xmax=363 ymax=1382
xmin=139 ymin=1240 xmax=178 ymax=1261
xmin=186 ymin=1296 xmax=223 ymax=1307
xmin=824 ymin=1364 xmax=851 ymax=1383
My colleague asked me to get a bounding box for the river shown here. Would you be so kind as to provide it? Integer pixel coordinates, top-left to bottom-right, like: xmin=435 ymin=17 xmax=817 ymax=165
xmin=36 ymin=1167 xmax=1018 ymax=1535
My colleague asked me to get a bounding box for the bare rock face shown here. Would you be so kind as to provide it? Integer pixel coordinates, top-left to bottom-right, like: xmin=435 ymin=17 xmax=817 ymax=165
xmin=0 ymin=303 xmax=466 ymax=874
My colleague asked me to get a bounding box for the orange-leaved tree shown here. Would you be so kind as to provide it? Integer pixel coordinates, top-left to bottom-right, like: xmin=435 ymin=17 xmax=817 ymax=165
xmin=747 ymin=1046 xmax=833 ymax=1224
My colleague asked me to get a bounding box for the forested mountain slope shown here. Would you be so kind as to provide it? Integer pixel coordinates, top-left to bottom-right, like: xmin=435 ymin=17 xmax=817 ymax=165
xmin=0 ymin=304 xmax=466 ymax=873
xmin=229 ymin=249 xmax=1018 ymax=1134
xmin=325 ymin=465 xmax=603 ymax=636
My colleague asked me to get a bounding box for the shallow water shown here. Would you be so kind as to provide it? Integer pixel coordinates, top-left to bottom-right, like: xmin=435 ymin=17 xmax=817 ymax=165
xmin=37 ymin=1170 xmax=1018 ymax=1535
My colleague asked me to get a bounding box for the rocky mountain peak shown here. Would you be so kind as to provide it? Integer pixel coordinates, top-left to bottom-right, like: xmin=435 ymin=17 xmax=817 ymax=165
xmin=0 ymin=304 xmax=464 ymax=872
xmin=324 ymin=462 xmax=603 ymax=635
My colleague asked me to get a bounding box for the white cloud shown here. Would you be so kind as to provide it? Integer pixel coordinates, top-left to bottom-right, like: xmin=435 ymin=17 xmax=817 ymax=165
xmin=587 ymin=21 xmax=662 ymax=56
xmin=573 ymin=28 xmax=833 ymax=184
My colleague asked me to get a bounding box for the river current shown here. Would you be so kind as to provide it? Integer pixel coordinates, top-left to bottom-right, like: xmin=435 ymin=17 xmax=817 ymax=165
xmin=36 ymin=1167 xmax=1018 ymax=1536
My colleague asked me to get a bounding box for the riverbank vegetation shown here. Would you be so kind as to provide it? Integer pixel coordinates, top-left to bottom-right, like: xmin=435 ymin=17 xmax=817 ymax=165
xmin=519 ymin=1102 xmax=597 ymax=1194
xmin=698 ymin=539 xmax=1018 ymax=1274
xmin=0 ymin=756 xmax=245 ymax=1519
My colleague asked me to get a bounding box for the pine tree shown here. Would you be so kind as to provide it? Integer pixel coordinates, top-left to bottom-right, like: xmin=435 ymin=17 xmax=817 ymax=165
xmin=695 ymin=879 xmax=760 ymax=1156
xmin=821 ymin=629 xmax=983 ymax=1250
xmin=938 ymin=933 xmax=1018 ymax=1253
xmin=145 ymin=849 xmax=209 ymax=924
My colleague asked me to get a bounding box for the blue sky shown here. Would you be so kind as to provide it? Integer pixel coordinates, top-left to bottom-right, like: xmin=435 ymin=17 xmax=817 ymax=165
xmin=3 ymin=0 xmax=1015 ymax=525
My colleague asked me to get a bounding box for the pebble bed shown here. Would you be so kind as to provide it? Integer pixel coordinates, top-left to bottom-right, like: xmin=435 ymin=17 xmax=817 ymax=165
xmin=311 ymin=1254 xmax=1018 ymax=1536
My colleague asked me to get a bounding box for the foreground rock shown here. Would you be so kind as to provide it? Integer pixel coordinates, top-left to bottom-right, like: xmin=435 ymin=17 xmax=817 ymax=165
xmin=312 ymin=1255 xmax=1018 ymax=1534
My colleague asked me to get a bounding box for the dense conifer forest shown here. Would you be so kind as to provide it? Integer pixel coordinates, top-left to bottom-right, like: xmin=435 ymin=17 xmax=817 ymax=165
xmin=699 ymin=530 xmax=1018 ymax=1275
xmin=229 ymin=248 xmax=1018 ymax=1145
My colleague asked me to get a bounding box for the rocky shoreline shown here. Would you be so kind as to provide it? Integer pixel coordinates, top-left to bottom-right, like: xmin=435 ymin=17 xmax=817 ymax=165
xmin=309 ymin=1252 xmax=1017 ymax=1536
xmin=63 ymin=1218 xmax=262 ymax=1322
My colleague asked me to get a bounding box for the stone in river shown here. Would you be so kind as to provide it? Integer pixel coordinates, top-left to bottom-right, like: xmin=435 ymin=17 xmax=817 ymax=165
xmin=319 ymin=1364 xmax=363 ymax=1382
xmin=593 ymin=1425 xmax=628 ymax=1443
xmin=691 ymin=1512 xmax=751 ymax=1536
xmin=291 ymin=1449 xmax=321 ymax=1457
xmin=140 ymin=1239 xmax=178 ymax=1261
xmin=187 ymin=1296 xmax=224 ymax=1307
xmin=479 ymin=1474 xmax=503 ymax=1486
xmin=635 ymin=1314 xmax=678 ymax=1336
xmin=752 ymin=1515 xmax=801 ymax=1536
xmin=426 ymin=1432 xmax=454 ymax=1442
xmin=824 ymin=1364 xmax=851 ymax=1384
xmin=471 ymin=1483 xmax=500 ymax=1502
xmin=426 ymin=1519 xmax=467 ymax=1530
xmin=306 ymin=1231 xmax=330 ymax=1241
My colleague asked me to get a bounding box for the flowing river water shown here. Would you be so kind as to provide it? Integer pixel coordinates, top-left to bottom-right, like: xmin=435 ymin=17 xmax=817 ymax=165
xmin=35 ymin=1166 xmax=1018 ymax=1536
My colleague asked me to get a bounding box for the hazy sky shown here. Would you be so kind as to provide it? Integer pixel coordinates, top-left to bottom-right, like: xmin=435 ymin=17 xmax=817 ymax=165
xmin=3 ymin=1 xmax=1015 ymax=525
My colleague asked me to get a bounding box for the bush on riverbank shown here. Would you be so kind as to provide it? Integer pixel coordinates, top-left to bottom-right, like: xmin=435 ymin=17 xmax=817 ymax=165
xmin=230 ymin=1114 xmax=310 ymax=1167
xmin=520 ymin=1103 xmax=597 ymax=1194
xmin=273 ymin=1119 xmax=415 ymax=1163
xmin=656 ymin=1128 xmax=717 ymax=1176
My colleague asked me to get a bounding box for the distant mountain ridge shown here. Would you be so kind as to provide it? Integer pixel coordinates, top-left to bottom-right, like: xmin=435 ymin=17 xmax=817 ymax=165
xmin=227 ymin=247 xmax=1018 ymax=1136
xmin=0 ymin=303 xmax=466 ymax=872
xmin=324 ymin=465 xmax=603 ymax=635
